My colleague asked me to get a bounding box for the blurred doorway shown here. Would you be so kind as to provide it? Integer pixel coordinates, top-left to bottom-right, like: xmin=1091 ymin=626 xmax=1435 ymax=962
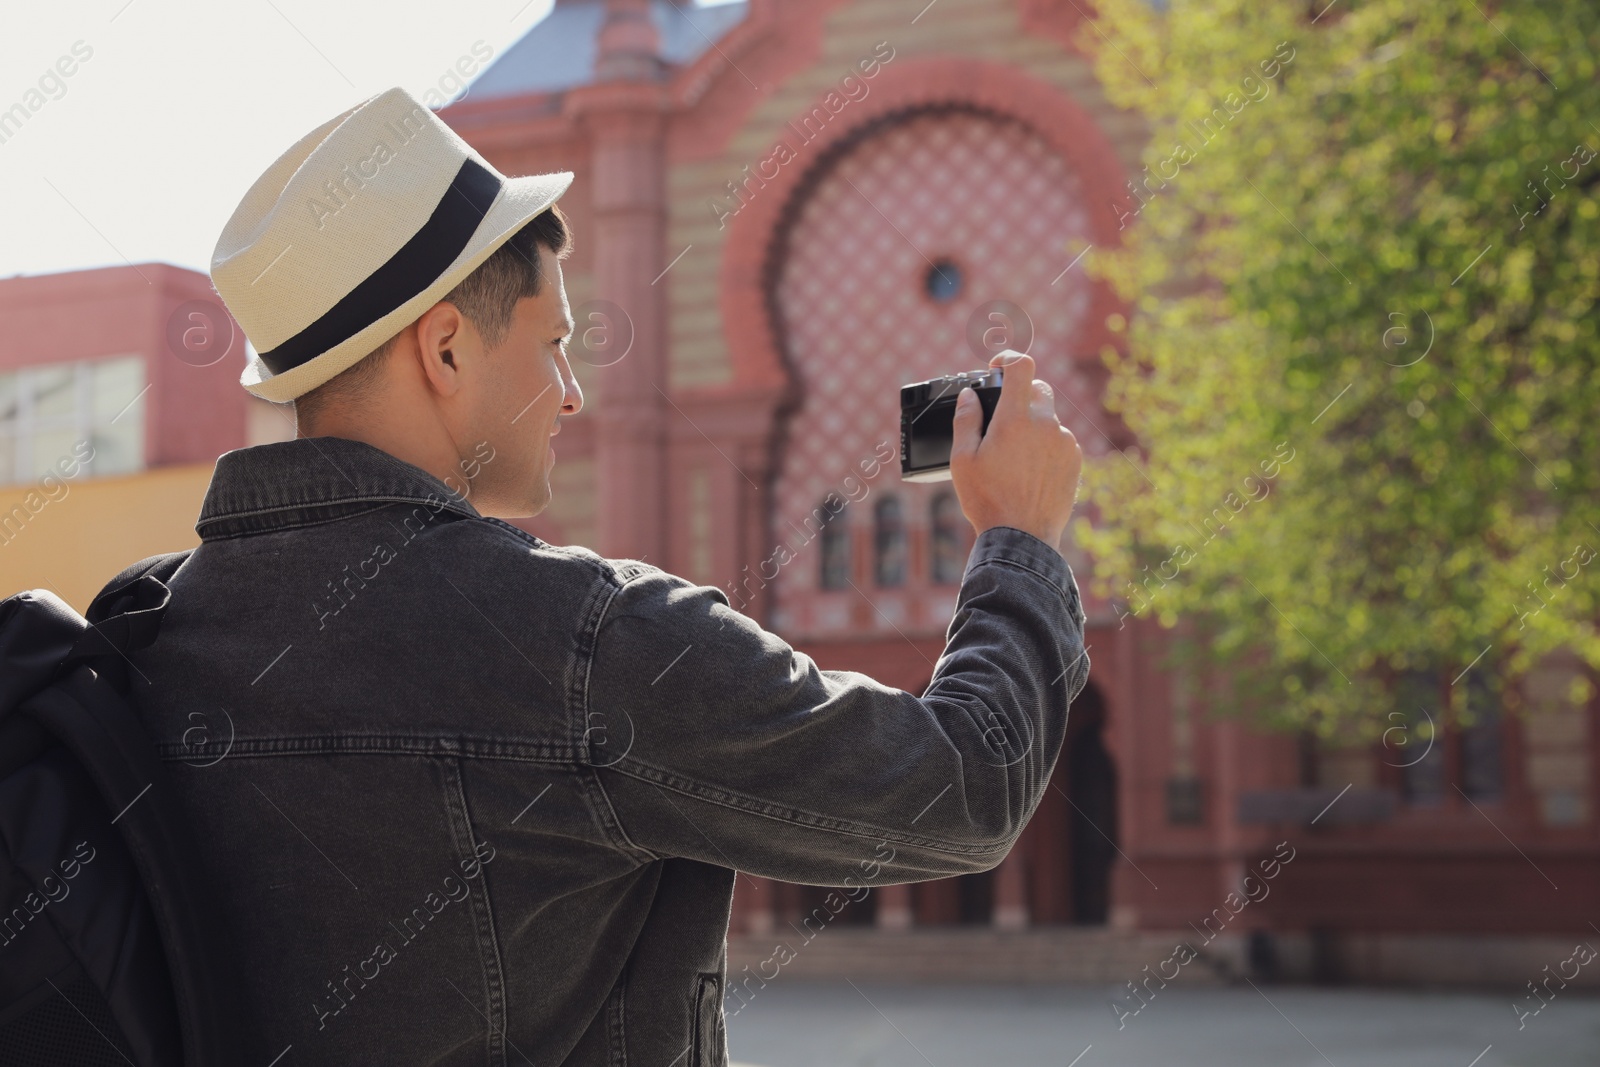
xmin=1021 ymin=678 xmax=1115 ymax=925
xmin=1064 ymin=682 xmax=1116 ymax=924
xmin=907 ymin=678 xmax=1115 ymax=927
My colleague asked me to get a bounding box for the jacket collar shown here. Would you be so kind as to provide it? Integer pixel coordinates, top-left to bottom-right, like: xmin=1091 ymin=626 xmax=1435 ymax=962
xmin=196 ymin=436 xmax=483 ymax=541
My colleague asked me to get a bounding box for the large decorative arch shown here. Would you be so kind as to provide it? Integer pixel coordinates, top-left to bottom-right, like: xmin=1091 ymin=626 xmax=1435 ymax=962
xmin=762 ymin=103 xmax=1106 ymax=636
xmin=717 ymin=55 xmax=1136 ymax=400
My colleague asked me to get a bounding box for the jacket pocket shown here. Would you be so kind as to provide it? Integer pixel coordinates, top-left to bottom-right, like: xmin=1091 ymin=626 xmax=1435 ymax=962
xmin=691 ymin=972 xmax=726 ymax=1066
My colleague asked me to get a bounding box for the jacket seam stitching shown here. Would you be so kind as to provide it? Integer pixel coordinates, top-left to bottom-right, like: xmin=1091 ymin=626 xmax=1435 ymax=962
xmin=478 ymin=516 xmax=615 ymax=580
xmin=445 ymin=758 xmax=509 ymax=1066
xmin=967 ymin=555 xmax=1081 ymax=615
xmin=599 ymin=759 xmax=1010 ymax=859
xmin=609 ymin=969 xmax=629 ymax=1067
xmin=583 ymin=770 xmax=661 ymax=863
xmin=197 ymin=494 xmax=476 ymax=527
xmin=153 ymin=737 xmax=580 ymax=760
xmin=197 ymin=502 xmax=455 ymax=540
xmin=575 ymin=574 xmax=660 ymax=861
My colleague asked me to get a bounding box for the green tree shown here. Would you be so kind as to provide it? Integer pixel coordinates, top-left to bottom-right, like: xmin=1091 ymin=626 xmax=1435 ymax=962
xmin=1072 ymin=0 xmax=1600 ymax=737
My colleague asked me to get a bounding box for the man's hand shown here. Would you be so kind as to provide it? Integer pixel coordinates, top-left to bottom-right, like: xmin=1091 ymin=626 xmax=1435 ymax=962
xmin=949 ymin=349 xmax=1083 ymax=551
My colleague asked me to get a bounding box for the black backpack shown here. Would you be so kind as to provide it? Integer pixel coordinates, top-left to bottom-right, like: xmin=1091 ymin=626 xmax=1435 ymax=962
xmin=0 ymin=550 xmax=242 ymax=1066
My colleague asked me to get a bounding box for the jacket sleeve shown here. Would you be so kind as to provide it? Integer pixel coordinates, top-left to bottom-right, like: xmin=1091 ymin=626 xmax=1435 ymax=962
xmin=582 ymin=525 xmax=1091 ymax=886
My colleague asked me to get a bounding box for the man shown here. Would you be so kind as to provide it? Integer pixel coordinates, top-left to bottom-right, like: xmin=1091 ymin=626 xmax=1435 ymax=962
xmin=114 ymin=88 xmax=1088 ymax=1066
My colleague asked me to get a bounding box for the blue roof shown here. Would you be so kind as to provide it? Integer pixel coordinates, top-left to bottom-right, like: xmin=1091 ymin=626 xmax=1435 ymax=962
xmin=470 ymin=0 xmax=750 ymax=100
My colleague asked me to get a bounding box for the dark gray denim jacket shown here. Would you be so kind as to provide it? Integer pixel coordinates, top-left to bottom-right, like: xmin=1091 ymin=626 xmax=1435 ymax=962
xmin=106 ymin=435 xmax=1090 ymax=1067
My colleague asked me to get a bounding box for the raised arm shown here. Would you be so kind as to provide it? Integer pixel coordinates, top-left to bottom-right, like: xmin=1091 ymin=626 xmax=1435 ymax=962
xmin=583 ymin=351 xmax=1088 ymax=885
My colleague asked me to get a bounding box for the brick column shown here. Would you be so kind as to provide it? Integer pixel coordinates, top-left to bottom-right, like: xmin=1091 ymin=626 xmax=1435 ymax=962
xmin=740 ymin=876 xmax=775 ymax=936
xmin=875 ymin=883 xmax=913 ymax=930
xmin=993 ymin=847 xmax=1030 ymax=930
xmin=1211 ymin=661 xmax=1251 ymax=918
xmin=569 ymin=3 xmax=669 ymax=562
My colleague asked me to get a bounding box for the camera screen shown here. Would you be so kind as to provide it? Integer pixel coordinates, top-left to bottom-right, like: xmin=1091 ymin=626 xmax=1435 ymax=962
xmin=907 ymin=396 xmax=959 ymax=469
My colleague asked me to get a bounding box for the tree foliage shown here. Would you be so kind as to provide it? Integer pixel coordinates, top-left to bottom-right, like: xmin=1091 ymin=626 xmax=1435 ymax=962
xmin=1072 ymin=0 xmax=1600 ymax=737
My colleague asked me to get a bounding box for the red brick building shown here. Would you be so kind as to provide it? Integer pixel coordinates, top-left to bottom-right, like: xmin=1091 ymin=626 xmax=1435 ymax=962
xmin=4 ymin=0 xmax=1596 ymax=986
xmin=442 ymin=0 xmax=1600 ymax=983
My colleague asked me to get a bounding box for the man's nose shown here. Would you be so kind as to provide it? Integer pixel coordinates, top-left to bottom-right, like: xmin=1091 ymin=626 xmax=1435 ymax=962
xmin=560 ymin=357 xmax=583 ymax=416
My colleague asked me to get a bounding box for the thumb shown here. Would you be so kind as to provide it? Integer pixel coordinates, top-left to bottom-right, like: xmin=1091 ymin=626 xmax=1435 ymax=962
xmin=991 ymin=349 xmax=1036 ymax=423
xmin=950 ymin=386 xmax=982 ymax=464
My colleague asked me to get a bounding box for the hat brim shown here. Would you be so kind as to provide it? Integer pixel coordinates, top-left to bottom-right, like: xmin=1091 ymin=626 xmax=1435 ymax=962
xmin=240 ymin=170 xmax=574 ymax=403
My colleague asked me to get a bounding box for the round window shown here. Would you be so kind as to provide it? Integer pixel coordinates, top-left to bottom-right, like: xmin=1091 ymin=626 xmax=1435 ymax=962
xmin=924 ymin=258 xmax=963 ymax=303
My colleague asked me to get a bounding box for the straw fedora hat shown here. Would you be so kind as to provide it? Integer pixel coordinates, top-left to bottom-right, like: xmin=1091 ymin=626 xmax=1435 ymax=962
xmin=211 ymin=86 xmax=574 ymax=403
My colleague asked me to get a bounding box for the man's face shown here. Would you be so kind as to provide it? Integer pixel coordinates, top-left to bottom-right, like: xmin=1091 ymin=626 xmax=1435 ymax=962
xmin=467 ymin=245 xmax=580 ymax=518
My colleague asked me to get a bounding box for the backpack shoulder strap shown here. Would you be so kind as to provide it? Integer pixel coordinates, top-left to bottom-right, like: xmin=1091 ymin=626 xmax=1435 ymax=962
xmin=74 ymin=550 xmax=196 ymax=677
xmin=89 ymin=549 xmax=194 ymax=620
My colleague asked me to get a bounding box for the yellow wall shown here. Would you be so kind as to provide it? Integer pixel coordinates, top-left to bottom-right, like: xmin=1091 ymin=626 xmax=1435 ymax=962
xmin=0 ymin=464 xmax=212 ymax=614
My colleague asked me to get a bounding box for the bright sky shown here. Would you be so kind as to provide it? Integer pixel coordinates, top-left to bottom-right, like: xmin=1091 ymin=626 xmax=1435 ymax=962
xmin=0 ymin=0 xmax=615 ymax=282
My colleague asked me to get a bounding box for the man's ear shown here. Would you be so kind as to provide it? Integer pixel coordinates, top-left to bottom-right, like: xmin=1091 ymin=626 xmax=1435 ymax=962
xmin=414 ymin=300 xmax=472 ymax=397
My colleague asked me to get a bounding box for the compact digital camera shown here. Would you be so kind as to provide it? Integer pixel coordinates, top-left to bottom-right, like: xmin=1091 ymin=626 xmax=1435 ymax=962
xmin=899 ymin=368 xmax=1003 ymax=482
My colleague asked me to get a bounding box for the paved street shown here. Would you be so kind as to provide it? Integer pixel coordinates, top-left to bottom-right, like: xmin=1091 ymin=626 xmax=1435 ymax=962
xmin=726 ymin=981 xmax=1600 ymax=1067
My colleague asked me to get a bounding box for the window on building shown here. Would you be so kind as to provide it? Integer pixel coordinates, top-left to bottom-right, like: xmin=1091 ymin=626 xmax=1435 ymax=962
xmin=1393 ymin=669 xmax=1446 ymax=805
xmin=930 ymin=490 xmax=965 ymax=584
xmin=1164 ymin=777 xmax=1204 ymax=824
xmin=873 ymin=495 xmax=906 ymax=587
xmin=924 ymin=258 xmax=964 ymax=303
xmin=1389 ymin=665 xmax=1505 ymax=806
xmin=0 ymin=355 xmax=144 ymax=485
xmin=819 ymin=503 xmax=851 ymax=590
xmin=1458 ymin=671 xmax=1503 ymax=802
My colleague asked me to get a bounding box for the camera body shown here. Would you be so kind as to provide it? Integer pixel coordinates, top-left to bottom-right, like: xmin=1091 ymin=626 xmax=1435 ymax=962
xmin=899 ymin=368 xmax=1003 ymax=482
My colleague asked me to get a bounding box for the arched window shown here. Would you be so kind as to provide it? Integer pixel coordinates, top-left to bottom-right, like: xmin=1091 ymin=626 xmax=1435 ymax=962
xmin=819 ymin=503 xmax=851 ymax=590
xmin=874 ymin=496 xmax=906 ymax=587
xmin=930 ymin=491 xmax=965 ymax=584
